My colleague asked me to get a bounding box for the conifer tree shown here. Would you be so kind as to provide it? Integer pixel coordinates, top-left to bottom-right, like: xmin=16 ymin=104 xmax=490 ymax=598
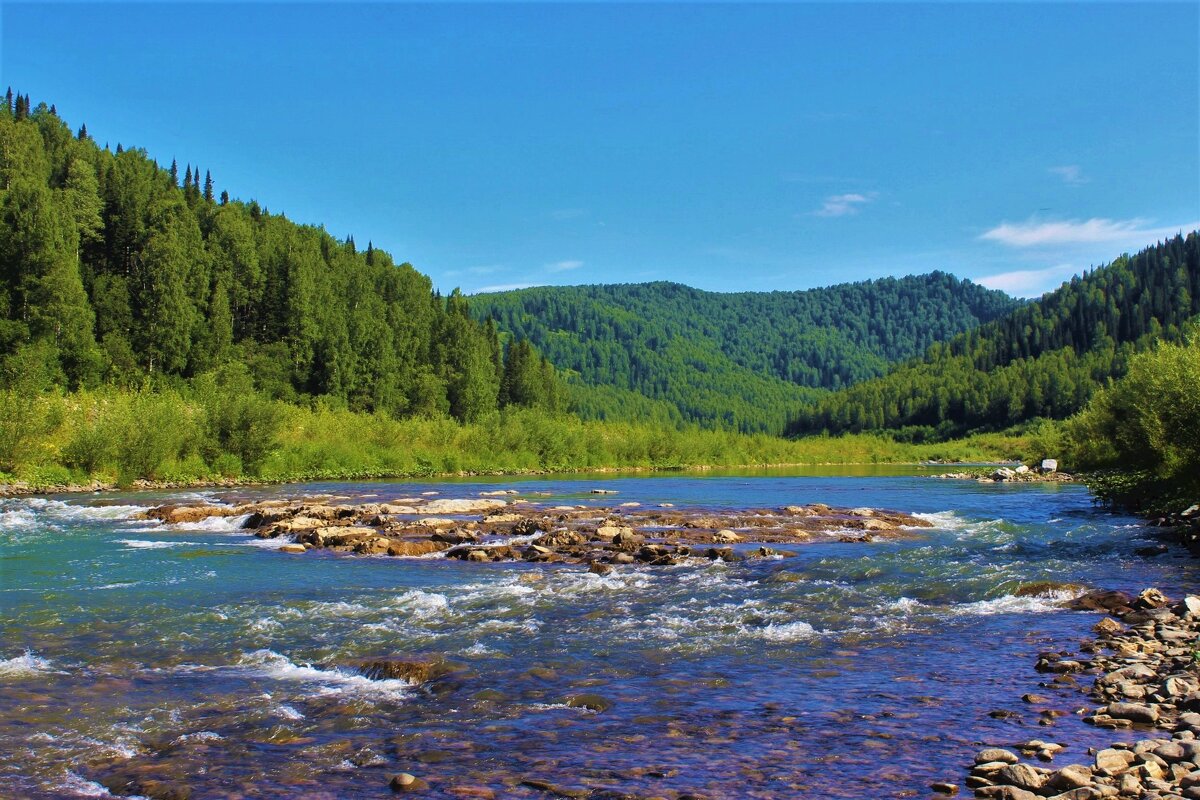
xmin=203 ymin=170 xmax=214 ymax=203
xmin=77 ymin=123 xmax=88 ymax=140
xmin=169 ymin=159 xmax=178 ymax=187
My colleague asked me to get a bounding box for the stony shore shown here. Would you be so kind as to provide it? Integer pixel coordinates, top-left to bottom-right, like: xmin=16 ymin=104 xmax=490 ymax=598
xmin=952 ymin=587 xmax=1200 ymax=800
xmin=137 ymin=493 xmax=934 ymax=569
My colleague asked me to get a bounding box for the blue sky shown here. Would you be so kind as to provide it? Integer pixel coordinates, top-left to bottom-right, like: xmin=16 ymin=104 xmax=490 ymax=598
xmin=3 ymin=2 xmax=1197 ymax=297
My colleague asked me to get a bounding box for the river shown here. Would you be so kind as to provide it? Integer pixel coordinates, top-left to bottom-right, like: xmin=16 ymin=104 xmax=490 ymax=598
xmin=1 ymin=468 xmax=1195 ymax=799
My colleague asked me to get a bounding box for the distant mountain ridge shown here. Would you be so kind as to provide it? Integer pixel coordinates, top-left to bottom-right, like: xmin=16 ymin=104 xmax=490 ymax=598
xmin=787 ymin=233 xmax=1200 ymax=439
xmin=471 ymin=274 xmax=1020 ymax=433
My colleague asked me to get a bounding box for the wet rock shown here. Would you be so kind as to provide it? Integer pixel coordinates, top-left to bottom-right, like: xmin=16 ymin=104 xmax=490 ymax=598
xmin=431 ymin=529 xmax=479 ymax=545
xmin=278 ymin=543 xmax=307 ymax=554
xmin=1106 ymin=701 xmax=1160 ymax=724
xmin=390 ymin=772 xmax=429 ymax=792
xmin=713 ymin=529 xmax=742 ymax=543
xmin=588 ymin=561 xmax=613 ymax=576
xmin=520 ymin=778 xmax=592 ymax=798
xmin=1068 ymin=589 xmax=1134 ymax=614
xmin=354 ymin=657 xmax=464 ymax=684
xmin=141 ymin=504 xmax=240 ymax=525
xmin=512 ymin=517 xmax=550 ymax=536
xmin=565 ymin=693 xmax=613 ymax=712
xmin=612 ymin=530 xmax=645 ymax=551
xmin=706 ymin=547 xmax=737 ymax=562
xmin=387 ymin=540 xmax=450 ymax=557
xmin=1093 ymin=617 xmax=1124 ymax=636
xmin=930 ymin=782 xmax=958 ymax=795
xmin=534 ymin=530 xmax=587 ymax=548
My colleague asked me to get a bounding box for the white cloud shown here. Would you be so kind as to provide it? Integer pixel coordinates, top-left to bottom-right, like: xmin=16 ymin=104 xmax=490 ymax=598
xmin=1049 ymin=165 xmax=1087 ymax=185
xmin=812 ymin=192 xmax=877 ymax=218
xmin=545 ymin=260 xmax=583 ymax=273
xmin=981 ymin=217 xmax=1200 ymax=249
xmin=980 ymin=217 xmax=1155 ymax=247
xmin=977 ymin=263 xmax=1080 ymax=298
xmin=470 ymin=282 xmax=535 ymax=294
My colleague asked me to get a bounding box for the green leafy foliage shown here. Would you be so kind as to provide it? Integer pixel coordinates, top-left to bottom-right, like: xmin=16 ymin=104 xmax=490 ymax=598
xmin=471 ymin=276 xmax=1018 ymax=433
xmin=788 ymin=233 xmax=1200 ymax=438
xmin=1066 ymin=334 xmax=1200 ymax=512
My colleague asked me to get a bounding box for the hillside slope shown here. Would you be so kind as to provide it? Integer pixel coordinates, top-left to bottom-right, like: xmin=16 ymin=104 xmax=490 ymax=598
xmin=787 ymin=233 xmax=1200 ymax=439
xmin=471 ymin=275 xmax=1019 ymax=433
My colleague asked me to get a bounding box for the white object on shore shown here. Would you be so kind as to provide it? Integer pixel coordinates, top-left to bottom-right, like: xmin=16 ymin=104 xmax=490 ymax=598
xmin=1041 ymin=459 xmax=1058 ymax=473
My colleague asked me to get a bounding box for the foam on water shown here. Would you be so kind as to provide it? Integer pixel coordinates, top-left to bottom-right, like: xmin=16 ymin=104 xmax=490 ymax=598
xmin=0 ymin=650 xmax=58 ymax=678
xmin=233 ymin=649 xmax=413 ymax=700
xmin=56 ymin=772 xmax=130 ymax=798
xmin=171 ymin=513 xmax=252 ymax=532
xmin=757 ymin=620 xmax=819 ymax=641
xmin=116 ymin=539 xmax=197 ymax=550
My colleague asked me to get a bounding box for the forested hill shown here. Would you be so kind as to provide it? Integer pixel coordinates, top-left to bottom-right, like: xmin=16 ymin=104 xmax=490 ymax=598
xmin=0 ymin=91 xmax=564 ymax=422
xmin=470 ymin=276 xmax=1019 ymax=432
xmin=788 ymin=233 xmax=1200 ymax=440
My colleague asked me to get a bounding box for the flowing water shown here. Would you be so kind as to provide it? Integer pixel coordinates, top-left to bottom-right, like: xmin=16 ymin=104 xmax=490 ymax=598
xmin=2 ymin=468 xmax=1196 ymax=799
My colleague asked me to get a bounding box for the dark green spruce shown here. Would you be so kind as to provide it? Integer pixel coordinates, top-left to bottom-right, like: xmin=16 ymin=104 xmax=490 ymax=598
xmin=0 ymin=90 xmax=561 ymax=422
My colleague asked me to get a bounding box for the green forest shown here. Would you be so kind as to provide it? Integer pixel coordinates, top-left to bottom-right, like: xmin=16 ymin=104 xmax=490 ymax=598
xmin=786 ymin=233 xmax=1200 ymax=440
xmin=471 ymin=275 xmax=1018 ymax=433
xmin=1 ymin=90 xmax=1197 ymax=505
xmin=0 ymin=90 xmax=562 ymax=423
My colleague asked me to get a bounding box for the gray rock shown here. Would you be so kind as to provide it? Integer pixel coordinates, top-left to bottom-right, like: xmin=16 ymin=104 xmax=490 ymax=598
xmin=1094 ymin=748 xmax=1136 ymax=776
xmin=1107 ymin=702 xmax=1160 ymax=724
xmin=976 ymin=748 xmax=1021 ymax=765
xmin=994 ymin=763 xmax=1045 ymax=792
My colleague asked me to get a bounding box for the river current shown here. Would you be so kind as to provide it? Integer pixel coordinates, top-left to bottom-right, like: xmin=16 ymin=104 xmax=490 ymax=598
xmin=2 ymin=468 xmax=1196 ymax=799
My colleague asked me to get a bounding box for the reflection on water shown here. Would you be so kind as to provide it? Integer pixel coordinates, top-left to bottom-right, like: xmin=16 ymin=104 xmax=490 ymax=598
xmin=1 ymin=472 xmax=1194 ymax=799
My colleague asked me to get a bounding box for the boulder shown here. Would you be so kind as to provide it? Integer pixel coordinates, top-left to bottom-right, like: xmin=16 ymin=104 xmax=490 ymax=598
xmin=387 ymin=541 xmax=450 ymax=558
xmin=354 ymin=657 xmax=463 ymax=684
xmin=1134 ymin=588 xmax=1170 ymax=609
xmin=1105 ymin=702 xmax=1158 ymax=725
xmin=564 ymin=693 xmax=612 ymax=712
xmin=421 ymin=498 xmax=507 ymax=515
xmin=1094 ymin=748 xmax=1135 ymax=776
xmin=1068 ymin=590 xmax=1133 ymax=614
xmin=994 ymin=763 xmax=1045 ymax=792
xmin=390 ymin=772 xmax=429 ymax=793
xmin=976 ymin=749 xmax=1020 ymax=765
xmin=713 ymin=529 xmax=742 ymax=543
xmin=142 ymin=504 xmax=240 ymax=525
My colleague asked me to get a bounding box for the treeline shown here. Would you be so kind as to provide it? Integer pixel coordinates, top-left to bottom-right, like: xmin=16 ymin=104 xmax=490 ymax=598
xmin=471 ymin=275 xmax=1017 ymax=432
xmin=788 ymin=233 xmax=1200 ymax=439
xmin=0 ymin=90 xmax=562 ymax=421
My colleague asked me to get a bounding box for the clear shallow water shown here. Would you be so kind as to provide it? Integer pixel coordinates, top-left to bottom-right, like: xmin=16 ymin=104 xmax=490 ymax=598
xmin=1 ymin=471 xmax=1196 ymax=799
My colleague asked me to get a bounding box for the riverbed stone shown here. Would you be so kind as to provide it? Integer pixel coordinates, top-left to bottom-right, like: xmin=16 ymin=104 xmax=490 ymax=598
xmin=1107 ymin=702 xmax=1160 ymax=724
xmin=976 ymin=749 xmax=1020 ymax=765
xmin=994 ymin=762 xmax=1046 ymax=791
xmin=1095 ymin=748 xmax=1136 ymax=775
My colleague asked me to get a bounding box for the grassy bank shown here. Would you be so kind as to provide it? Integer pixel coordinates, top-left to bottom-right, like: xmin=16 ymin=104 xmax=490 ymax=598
xmin=0 ymin=383 xmax=1046 ymax=493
